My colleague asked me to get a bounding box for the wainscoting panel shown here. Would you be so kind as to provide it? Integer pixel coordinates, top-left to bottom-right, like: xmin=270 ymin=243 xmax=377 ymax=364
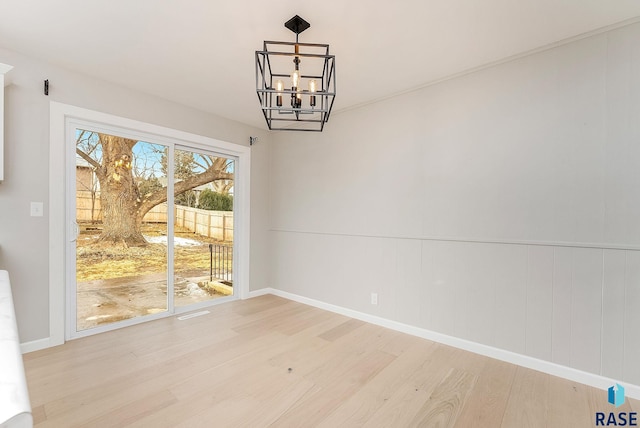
xmin=426 ymin=240 xmax=460 ymax=338
xmin=602 ymin=249 xmax=626 ymax=380
xmin=569 ymin=247 xmax=603 ymax=375
xmin=624 ymin=251 xmax=640 ymax=384
xmin=392 ymin=239 xmax=423 ymax=327
xmin=525 ymin=246 xmax=554 ymax=361
xmin=481 ymin=243 xmax=528 ymax=355
xmin=552 ymin=247 xmax=573 ymax=367
xmin=270 ymin=230 xmax=640 ymax=386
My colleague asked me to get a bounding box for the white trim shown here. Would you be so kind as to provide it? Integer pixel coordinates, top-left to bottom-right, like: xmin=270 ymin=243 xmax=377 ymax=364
xmin=251 ymin=287 xmax=640 ymax=401
xmin=49 ymin=103 xmax=67 ymax=348
xmin=0 ymin=63 xmax=12 ymax=75
xmin=236 ymin=152 xmax=251 ymax=299
xmin=0 ymin=64 xmax=13 ymax=182
xmin=270 ymin=228 xmax=640 ymax=252
xmin=167 ymin=143 xmax=176 ymax=314
xmin=248 ymin=288 xmax=272 ymax=298
xmin=69 ymin=309 xmax=172 ymax=340
xmin=65 ymin=118 xmax=78 ymax=339
xmin=20 ymin=338 xmax=54 ymax=354
xmin=49 ymin=101 xmax=251 ymax=343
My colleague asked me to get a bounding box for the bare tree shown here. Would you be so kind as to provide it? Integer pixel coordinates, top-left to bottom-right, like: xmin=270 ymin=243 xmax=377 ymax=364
xmin=212 ymin=180 xmax=233 ymax=195
xmin=76 ymin=132 xmax=233 ymax=247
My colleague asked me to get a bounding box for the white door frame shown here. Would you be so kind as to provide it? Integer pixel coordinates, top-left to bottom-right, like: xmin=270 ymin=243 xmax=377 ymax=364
xmin=50 ymin=102 xmax=251 ymax=345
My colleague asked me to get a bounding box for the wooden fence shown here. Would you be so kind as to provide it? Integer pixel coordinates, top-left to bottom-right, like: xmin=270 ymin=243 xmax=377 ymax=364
xmin=175 ymin=205 xmax=233 ymax=242
xmin=76 ymin=190 xmax=102 ymax=223
xmin=76 ymin=191 xmax=233 ymax=242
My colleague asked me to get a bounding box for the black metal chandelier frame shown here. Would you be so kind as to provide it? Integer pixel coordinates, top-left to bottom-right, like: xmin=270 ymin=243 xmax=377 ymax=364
xmin=256 ymin=15 xmax=336 ymax=132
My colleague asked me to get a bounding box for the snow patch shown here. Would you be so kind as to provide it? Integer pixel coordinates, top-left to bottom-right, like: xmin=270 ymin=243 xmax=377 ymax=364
xmin=144 ymin=235 xmax=203 ymax=247
xmin=187 ymin=282 xmax=207 ymax=296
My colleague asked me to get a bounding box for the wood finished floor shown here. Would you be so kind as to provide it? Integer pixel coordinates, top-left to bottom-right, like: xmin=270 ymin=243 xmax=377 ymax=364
xmin=24 ymin=295 xmax=638 ymax=427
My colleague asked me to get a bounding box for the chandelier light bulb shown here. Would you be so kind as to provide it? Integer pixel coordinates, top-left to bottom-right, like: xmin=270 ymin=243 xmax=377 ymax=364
xmin=275 ymin=80 xmax=283 ymax=107
xmin=291 ymin=69 xmax=300 ymax=89
xmin=309 ymin=79 xmax=317 ymax=107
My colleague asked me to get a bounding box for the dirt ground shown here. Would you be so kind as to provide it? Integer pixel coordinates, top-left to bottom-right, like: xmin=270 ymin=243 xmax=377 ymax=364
xmin=75 ymin=224 xmax=232 ymax=331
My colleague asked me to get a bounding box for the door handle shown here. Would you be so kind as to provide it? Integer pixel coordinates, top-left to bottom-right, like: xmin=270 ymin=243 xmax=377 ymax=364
xmin=71 ymin=221 xmax=80 ymax=242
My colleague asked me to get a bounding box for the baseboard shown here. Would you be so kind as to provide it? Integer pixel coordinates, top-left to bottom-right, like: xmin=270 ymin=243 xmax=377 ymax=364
xmin=250 ymin=287 xmax=640 ymax=401
xmin=248 ymin=288 xmax=272 ymax=298
xmin=20 ymin=337 xmax=54 ymax=354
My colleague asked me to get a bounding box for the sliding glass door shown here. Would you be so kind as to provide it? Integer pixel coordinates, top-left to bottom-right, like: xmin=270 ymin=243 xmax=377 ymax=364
xmin=69 ymin=126 xmax=237 ymax=337
xmin=173 ymin=147 xmax=235 ymax=308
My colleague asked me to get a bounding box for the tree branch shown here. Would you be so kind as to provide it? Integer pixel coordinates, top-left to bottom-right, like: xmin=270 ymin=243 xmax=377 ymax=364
xmin=76 ymin=148 xmax=102 ymax=170
xmin=193 ymin=160 xmax=209 ymax=171
xmin=137 ymin=169 xmax=234 ymax=219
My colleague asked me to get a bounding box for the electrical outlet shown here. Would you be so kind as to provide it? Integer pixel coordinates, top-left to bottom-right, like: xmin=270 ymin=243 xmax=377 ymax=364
xmin=371 ymin=293 xmax=378 ymax=305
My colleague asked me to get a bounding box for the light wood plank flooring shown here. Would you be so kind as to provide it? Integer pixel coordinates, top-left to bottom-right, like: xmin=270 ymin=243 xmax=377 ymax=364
xmin=24 ymin=295 xmax=638 ymax=427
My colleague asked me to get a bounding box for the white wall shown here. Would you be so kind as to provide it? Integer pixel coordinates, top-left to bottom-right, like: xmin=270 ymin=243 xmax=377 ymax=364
xmin=0 ymin=46 xmax=271 ymax=343
xmin=269 ymin=23 xmax=640 ymax=385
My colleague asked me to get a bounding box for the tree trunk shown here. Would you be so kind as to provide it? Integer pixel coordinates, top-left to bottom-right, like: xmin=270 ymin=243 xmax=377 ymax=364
xmin=96 ymin=135 xmax=147 ymax=246
xmin=76 ymin=132 xmax=235 ymax=247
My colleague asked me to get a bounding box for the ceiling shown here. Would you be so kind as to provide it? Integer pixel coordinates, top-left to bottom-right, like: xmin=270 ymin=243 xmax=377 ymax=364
xmin=1 ymin=1 xmax=640 ymax=130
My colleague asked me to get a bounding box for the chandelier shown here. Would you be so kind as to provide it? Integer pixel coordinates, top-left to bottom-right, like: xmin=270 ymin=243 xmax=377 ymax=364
xmin=255 ymin=15 xmax=336 ymax=132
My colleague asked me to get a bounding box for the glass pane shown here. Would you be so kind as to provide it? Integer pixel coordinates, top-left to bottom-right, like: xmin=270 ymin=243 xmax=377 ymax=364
xmin=75 ymin=130 xmax=168 ymax=331
xmin=173 ymin=148 xmax=234 ymax=307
